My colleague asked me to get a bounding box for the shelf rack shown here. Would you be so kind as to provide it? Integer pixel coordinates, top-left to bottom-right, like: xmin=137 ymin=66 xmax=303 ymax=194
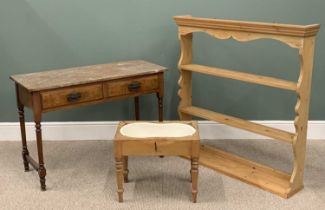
xmin=174 ymin=15 xmax=320 ymax=198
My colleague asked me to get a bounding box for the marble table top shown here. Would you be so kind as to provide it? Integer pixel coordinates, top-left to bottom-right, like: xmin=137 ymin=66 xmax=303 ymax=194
xmin=10 ymin=60 xmax=167 ymax=92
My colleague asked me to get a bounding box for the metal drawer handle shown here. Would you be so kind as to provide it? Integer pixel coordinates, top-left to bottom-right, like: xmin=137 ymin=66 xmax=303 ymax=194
xmin=128 ymin=82 xmax=141 ymax=91
xmin=66 ymin=92 xmax=81 ymax=102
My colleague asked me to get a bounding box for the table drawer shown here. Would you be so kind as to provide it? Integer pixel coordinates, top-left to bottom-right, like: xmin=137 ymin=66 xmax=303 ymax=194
xmin=121 ymin=140 xmax=192 ymax=156
xmin=105 ymin=75 xmax=158 ymax=98
xmin=41 ymin=84 xmax=103 ymax=109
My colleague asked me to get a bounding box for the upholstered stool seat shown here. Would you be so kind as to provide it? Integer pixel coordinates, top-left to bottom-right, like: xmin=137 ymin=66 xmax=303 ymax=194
xmin=114 ymin=121 xmax=200 ymax=203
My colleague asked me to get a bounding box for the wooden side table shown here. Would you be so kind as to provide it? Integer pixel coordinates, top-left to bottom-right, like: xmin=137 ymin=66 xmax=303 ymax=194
xmin=10 ymin=60 xmax=167 ymax=191
xmin=114 ymin=121 xmax=200 ymax=203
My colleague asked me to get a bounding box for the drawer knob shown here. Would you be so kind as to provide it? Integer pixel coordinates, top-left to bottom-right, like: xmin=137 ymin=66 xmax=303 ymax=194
xmin=66 ymin=92 xmax=81 ymax=102
xmin=128 ymin=82 xmax=141 ymax=92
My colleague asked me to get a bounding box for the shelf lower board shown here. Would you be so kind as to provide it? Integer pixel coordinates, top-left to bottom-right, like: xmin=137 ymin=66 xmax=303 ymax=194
xmin=184 ymin=144 xmax=301 ymax=198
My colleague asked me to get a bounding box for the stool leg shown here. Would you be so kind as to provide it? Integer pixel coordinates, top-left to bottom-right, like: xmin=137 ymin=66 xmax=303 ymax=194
xmin=115 ymin=157 xmax=124 ymax=202
xmin=191 ymin=157 xmax=199 ymax=203
xmin=123 ymin=156 xmax=129 ymax=183
xmin=134 ymin=97 xmax=140 ymax=120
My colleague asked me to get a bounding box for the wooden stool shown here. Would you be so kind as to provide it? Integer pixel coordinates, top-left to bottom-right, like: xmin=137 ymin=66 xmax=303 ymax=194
xmin=114 ymin=121 xmax=200 ymax=203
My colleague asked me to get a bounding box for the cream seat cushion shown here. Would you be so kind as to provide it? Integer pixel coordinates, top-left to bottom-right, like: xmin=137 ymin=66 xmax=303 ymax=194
xmin=120 ymin=122 xmax=196 ymax=138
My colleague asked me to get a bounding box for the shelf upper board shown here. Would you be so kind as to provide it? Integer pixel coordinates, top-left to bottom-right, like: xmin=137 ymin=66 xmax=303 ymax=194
xmin=174 ymin=16 xmax=320 ymax=37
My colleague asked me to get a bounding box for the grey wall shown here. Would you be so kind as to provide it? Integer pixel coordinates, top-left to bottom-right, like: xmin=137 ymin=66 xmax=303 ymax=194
xmin=0 ymin=0 xmax=324 ymax=122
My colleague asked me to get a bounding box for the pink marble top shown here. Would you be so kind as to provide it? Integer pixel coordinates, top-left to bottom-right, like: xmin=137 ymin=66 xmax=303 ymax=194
xmin=10 ymin=60 xmax=167 ymax=92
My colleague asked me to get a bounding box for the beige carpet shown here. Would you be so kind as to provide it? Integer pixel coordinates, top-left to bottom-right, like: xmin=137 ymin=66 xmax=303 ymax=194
xmin=0 ymin=139 xmax=325 ymax=210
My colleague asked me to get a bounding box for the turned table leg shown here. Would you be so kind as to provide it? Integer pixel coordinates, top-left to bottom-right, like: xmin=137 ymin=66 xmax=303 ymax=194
xmin=123 ymin=156 xmax=129 ymax=183
xmin=191 ymin=157 xmax=199 ymax=203
xmin=33 ymin=93 xmax=47 ymax=191
xmin=134 ymin=96 xmax=140 ymax=120
xmin=156 ymin=93 xmax=163 ymax=122
xmin=34 ymin=120 xmax=47 ymax=191
xmin=18 ymin=105 xmax=30 ymax=171
xmin=15 ymin=84 xmax=30 ymax=171
xmin=157 ymin=93 xmax=164 ymax=159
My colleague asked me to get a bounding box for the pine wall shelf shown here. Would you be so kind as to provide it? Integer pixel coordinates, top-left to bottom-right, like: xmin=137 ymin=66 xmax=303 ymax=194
xmin=174 ymin=15 xmax=320 ymax=198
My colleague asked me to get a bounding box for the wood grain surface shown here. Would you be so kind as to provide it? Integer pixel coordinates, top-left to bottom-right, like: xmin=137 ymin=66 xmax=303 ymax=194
xmin=10 ymin=60 xmax=166 ymax=92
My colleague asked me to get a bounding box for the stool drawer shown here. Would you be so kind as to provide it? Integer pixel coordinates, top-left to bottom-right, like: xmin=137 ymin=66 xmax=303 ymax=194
xmin=105 ymin=75 xmax=158 ymax=98
xmin=121 ymin=140 xmax=192 ymax=156
xmin=156 ymin=141 xmax=192 ymax=156
xmin=41 ymin=84 xmax=103 ymax=109
xmin=122 ymin=141 xmax=156 ymax=156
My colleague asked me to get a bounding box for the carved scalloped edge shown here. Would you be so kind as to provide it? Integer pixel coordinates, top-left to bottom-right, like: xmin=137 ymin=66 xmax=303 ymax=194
xmin=177 ymin=34 xmax=187 ymax=114
xmin=179 ymin=27 xmax=303 ymax=49
xmin=177 ymin=78 xmax=184 ymax=116
xmin=177 ymin=75 xmax=184 ymax=107
xmin=293 ymin=48 xmax=304 ymax=134
xmin=174 ymin=16 xmax=320 ymax=37
xmin=291 ymin=98 xmax=301 ymax=186
xmin=290 ymin=48 xmax=306 ymax=188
